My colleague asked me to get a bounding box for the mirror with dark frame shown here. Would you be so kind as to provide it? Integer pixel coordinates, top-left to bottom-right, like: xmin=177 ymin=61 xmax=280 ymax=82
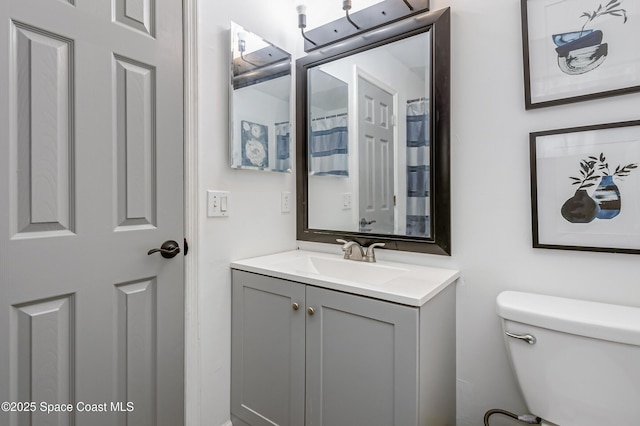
xmin=296 ymin=7 xmax=450 ymax=255
xmin=230 ymin=22 xmax=292 ymax=173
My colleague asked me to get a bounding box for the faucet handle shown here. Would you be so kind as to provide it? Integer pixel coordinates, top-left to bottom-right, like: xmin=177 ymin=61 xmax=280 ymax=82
xmin=365 ymin=242 xmax=385 ymax=262
xmin=336 ymin=239 xmax=352 ymax=259
xmin=336 ymin=239 xmax=365 ymax=260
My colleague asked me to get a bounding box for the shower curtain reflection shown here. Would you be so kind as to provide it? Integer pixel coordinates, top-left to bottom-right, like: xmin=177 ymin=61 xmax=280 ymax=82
xmin=309 ymin=113 xmax=349 ymax=177
xmin=275 ymin=121 xmax=291 ymax=172
xmin=406 ymin=98 xmax=430 ymax=237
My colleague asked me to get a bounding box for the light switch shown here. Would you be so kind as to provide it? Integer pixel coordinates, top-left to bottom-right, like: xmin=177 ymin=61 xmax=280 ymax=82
xmin=342 ymin=193 xmax=352 ymax=210
xmin=207 ymin=190 xmax=230 ymax=217
xmin=281 ymin=192 xmax=291 ymax=213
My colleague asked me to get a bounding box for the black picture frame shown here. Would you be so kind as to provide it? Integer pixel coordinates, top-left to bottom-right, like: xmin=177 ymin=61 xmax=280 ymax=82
xmin=521 ymin=0 xmax=640 ymax=109
xmin=530 ymin=120 xmax=640 ymax=254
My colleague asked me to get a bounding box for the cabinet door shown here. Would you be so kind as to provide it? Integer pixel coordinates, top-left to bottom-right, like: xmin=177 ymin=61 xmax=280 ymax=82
xmin=305 ymin=286 xmax=419 ymax=426
xmin=231 ymin=271 xmax=306 ymax=426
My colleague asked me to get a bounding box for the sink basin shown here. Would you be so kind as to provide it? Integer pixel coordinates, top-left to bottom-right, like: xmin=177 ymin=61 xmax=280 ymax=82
xmin=281 ymin=255 xmax=409 ymax=286
xmin=231 ymin=250 xmax=460 ymax=306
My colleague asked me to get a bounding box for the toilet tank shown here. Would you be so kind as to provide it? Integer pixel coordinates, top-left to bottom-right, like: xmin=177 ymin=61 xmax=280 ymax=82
xmin=496 ymin=291 xmax=640 ymax=426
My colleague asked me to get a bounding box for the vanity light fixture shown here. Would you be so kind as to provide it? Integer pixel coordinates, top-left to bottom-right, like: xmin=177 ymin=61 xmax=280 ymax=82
xmin=342 ymin=0 xmax=361 ymax=30
xmin=297 ymin=0 xmax=429 ymax=52
xmin=237 ymin=31 xmax=246 ymax=52
xmin=296 ymin=4 xmax=317 ymax=46
xmin=237 ymin=31 xmax=260 ymax=67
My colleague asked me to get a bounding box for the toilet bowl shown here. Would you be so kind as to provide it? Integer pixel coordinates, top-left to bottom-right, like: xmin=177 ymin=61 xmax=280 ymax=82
xmin=496 ymin=291 xmax=640 ymax=426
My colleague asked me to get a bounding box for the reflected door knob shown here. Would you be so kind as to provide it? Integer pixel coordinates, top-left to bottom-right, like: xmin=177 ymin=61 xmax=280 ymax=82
xmin=360 ymin=217 xmax=376 ymax=227
xmin=148 ymin=240 xmax=181 ymax=259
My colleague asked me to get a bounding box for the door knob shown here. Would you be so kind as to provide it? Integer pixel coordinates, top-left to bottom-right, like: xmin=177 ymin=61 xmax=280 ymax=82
xmin=360 ymin=217 xmax=376 ymax=227
xmin=148 ymin=240 xmax=181 ymax=259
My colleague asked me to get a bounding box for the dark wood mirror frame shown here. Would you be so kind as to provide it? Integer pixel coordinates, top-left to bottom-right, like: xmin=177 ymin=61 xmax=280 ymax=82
xmin=296 ymin=7 xmax=451 ymax=255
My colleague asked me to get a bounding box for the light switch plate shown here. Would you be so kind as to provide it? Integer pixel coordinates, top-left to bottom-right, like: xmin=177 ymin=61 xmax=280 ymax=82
xmin=342 ymin=193 xmax=352 ymax=210
xmin=281 ymin=192 xmax=291 ymax=213
xmin=207 ymin=190 xmax=230 ymax=217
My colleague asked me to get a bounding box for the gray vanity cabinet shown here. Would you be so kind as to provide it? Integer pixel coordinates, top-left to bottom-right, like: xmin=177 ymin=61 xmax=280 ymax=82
xmin=231 ymin=269 xmax=455 ymax=426
xmin=231 ymin=270 xmax=306 ymax=426
xmin=304 ymin=285 xmax=419 ymax=426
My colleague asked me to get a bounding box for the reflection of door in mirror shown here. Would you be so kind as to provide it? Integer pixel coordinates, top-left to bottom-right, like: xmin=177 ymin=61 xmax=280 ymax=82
xmin=297 ymin=7 xmax=451 ymax=254
xmin=307 ymin=32 xmax=430 ymax=236
xmin=357 ymin=75 xmax=395 ymax=234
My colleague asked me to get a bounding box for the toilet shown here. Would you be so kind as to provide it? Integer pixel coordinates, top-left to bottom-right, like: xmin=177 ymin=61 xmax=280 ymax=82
xmin=496 ymin=291 xmax=640 ymax=426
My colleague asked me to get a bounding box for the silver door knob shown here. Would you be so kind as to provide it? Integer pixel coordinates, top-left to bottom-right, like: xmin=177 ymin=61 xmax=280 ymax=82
xmin=147 ymin=240 xmax=181 ymax=259
xmin=307 ymin=307 xmax=315 ymax=315
xmin=292 ymin=303 xmax=300 ymax=311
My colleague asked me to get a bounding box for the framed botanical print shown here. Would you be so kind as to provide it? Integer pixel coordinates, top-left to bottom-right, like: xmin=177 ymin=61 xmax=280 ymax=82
xmin=531 ymin=120 xmax=640 ymax=253
xmin=521 ymin=0 xmax=640 ymax=108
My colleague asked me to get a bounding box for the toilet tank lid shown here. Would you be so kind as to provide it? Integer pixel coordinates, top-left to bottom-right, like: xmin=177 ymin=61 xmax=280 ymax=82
xmin=496 ymin=291 xmax=640 ymax=346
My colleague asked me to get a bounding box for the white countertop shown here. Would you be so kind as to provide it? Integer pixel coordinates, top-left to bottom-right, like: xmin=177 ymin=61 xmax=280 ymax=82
xmin=231 ymin=249 xmax=460 ymax=307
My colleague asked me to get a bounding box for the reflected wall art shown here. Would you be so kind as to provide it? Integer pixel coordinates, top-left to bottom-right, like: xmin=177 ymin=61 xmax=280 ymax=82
xmin=241 ymin=120 xmax=268 ymax=168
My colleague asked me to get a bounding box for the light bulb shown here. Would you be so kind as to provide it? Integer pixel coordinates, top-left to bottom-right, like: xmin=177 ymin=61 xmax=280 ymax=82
xmin=237 ymin=31 xmax=247 ymax=52
xmin=296 ymin=4 xmax=307 ymax=29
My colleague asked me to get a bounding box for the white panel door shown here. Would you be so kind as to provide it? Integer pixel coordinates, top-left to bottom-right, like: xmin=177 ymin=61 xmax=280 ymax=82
xmin=358 ymin=75 xmax=395 ymax=234
xmin=0 ymin=0 xmax=184 ymax=425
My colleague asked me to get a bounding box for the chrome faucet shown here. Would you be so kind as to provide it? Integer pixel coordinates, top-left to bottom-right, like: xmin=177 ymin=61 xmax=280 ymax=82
xmin=364 ymin=242 xmax=385 ymax=263
xmin=337 ymin=239 xmax=365 ymax=261
xmin=337 ymin=239 xmax=385 ymax=262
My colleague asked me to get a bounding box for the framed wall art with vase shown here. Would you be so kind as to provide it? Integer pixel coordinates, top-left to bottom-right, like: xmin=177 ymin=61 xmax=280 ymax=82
xmin=530 ymin=120 xmax=640 ymax=253
xmin=521 ymin=0 xmax=640 ymax=109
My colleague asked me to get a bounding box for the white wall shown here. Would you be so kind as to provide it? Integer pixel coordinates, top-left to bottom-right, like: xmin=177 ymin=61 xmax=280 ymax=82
xmin=196 ymin=2 xmax=298 ymax=425
xmin=439 ymin=0 xmax=640 ymax=424
xmin=197 ymin=0 xmax=640 ymax=425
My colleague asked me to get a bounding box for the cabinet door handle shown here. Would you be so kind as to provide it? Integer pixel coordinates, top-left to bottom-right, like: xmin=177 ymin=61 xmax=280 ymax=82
xmin=292 ymin=302 xmax=300 ymax=311
xmin=307 ymin=307 xmax=315 ymax=316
